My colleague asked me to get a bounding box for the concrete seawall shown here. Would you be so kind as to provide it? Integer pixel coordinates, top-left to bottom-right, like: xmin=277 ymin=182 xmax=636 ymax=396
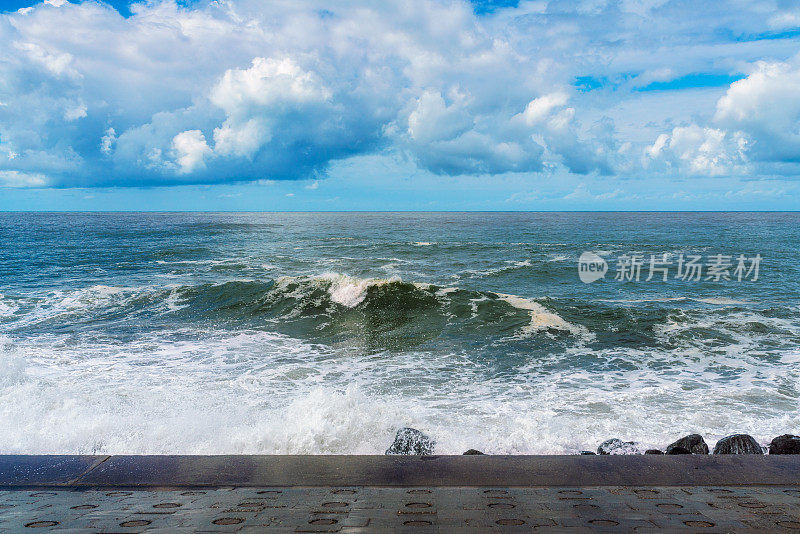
xmin=2 ymin=454 xmax=799 ymax=488
xmin=1 ymin=456 xmax=799 ymax=532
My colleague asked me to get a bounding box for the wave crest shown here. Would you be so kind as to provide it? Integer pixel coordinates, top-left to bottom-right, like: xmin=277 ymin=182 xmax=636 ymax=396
xmin=6 ymin=274 xmax=587 ymax=346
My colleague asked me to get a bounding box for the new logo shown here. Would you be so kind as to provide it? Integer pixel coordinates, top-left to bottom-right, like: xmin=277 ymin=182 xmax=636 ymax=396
xmin=578 ymin=252 xmax=608 ymax=283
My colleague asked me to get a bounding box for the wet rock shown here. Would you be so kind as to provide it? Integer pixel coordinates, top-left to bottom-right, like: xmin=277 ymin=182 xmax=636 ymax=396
xmin=580 ymin=451 xmax=596 ymax=455
xmin=645 ymin=449 xmax=663 ymax=455
xmin=666 ymin=447 xmax=691 ymax=455
xmin=666 ymin=434 xmax=709 ymax=455
xmin=769 ymin=434 xmax=800 ymax=455
xmin=462 ymin=449 xmax=484 ymax=455
xmin=712 ymin=434 xmax=763 ymax=455
xmin=597 ymin=438 xmax=640 ymax=455
xmin=385 ymin=427 xmax=435 ymax=455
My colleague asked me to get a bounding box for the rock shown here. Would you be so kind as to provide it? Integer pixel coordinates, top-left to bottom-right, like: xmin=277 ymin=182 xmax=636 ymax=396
xmin=712 ymin=434 xmax=763 ymax=455
xmin=597 ymin=438 xmax=640 ymax=455
xmin=666 ymin=434 xmax=709 ymax=455
xmin=385 ymin=428 xmax=435 ymax=455
xmin=580 ymin=451 xmax=596 ymax=455
xmin=644 ymin=449 xmax=663 ymax=454
xmin=769 ymin=434 xmax=800 ymax=455
xmin=463 ymin=449 xmax=484 ymax=455
xmin=666 ymin=447 xmax=691 ymax=455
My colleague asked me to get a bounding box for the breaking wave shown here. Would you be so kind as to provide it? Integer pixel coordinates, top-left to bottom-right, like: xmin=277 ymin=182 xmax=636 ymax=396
xmin=2 ymin=274 xmax=587 ymax=348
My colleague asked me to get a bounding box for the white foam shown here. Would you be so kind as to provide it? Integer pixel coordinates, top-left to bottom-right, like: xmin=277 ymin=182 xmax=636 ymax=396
xmin=0 ymin=324 xmax=800 ymax=454
xmin=547 ymin=254 xmax=569 ymax=262
xmin=0 ymin=326 xmax=797 ymax=455
xmin=694 ymin=297 xmax=747 ymax=305
xmin=0 ymin=335 xmax=27 ymax=386
xmin=164 ymin=288 xmax=189 ymax=312
xmin=496 ymin=293 xmax=591 ymax=339
xmin=272 ymin=273 xmax=407 ymax=309
xmin=326 ymin=275 xmax=373 ymax=308
xmin=317 ymin=273 xmax=402 ymax=308
xmin=6 ymin=285 xmax=151 ymax=329
xmin=454 ymin=260 xmax=534 ymax=279
xmin=434 ymin=287 xmax=460 ymax=297
xmin=0 ymin=296 xmax=18 ymax=318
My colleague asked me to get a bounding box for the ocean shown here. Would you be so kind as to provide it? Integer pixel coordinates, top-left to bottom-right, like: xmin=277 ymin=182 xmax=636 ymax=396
xmin=0 ymin=212 xmax=798 ymax=454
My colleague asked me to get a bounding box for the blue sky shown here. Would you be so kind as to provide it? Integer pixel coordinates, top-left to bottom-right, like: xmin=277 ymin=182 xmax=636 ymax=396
xmin=1 ymin=0 xmax=800 ymax=210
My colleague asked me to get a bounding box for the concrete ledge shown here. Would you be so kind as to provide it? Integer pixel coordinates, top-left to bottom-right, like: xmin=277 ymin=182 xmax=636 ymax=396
xmin=1 ymin=455 xmax=799 ymax=488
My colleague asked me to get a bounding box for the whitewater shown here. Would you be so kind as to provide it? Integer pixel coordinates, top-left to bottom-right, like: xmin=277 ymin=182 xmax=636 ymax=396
xmin=0 ymin=212 xmax=798 ymax=454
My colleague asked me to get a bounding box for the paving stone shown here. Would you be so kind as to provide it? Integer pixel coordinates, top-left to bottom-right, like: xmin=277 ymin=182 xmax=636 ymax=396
xmin=2 ymin=466 xmax=800 ymax=534
xmin=3 ymin=486 xmax=797 ymax=532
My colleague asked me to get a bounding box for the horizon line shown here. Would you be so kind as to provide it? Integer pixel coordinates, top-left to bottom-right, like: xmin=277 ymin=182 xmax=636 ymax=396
xmin=1 ymin=210 xmax=799 ymax=214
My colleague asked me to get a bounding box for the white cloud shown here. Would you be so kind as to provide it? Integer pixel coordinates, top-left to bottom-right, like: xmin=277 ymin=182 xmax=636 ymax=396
xmin=769 ymin=11 xmax=800 ymax=30
xmin=645 ymin=125 xmax=749 ymax=176
xmin=213 ymin=118 xmax=268 ymax=159
xmin=64 ymin=103 xmax=87 ymax=121
xmin=641 ymin=53 xmax=800 ymax=177
xmin=518 ymin=93 xmax=570 ymax=126
xmin=0 ymin=170 xmax=49 ymax=187
xmin=407 ymin=91 xmax=472 ymax=145
xmin=210 ymin=57 xmax=330 ymax=158
xmin=0 ymin=0 xmax=799 ymax=187
xmin=100 ymin=128 xmax=116 ymax=155
xmin=210 ymin=57 xmax=330 ymax=113
xmin=13 ymin=41 xmax=80 ymax=79
xmin=172 ymin=130 xmax=212 ymax=174
xmin=714 ymin=57 xmax=800 ymax=165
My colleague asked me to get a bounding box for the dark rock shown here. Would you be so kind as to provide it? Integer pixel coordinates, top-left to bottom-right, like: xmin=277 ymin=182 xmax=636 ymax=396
xmin=667 ymin=446 xmax=691 ymax=455
xmin=597 ymin=438 xmax=640 ymax=455
xmin=769 ymin=434 xmax=800 ymax=455
xmin=463 ymin=449 xmax=484 ymax=455
xmin=666 ymin=434 xmax=709 ymax=455
xmin=712 ymin=434 xmax=763 ymax=455
xmin=385 ymin=427 xmax=435 ymax=455
xmin=580 ymin=451 xmax=596 ymax=455
xmin=645 ymin=449 xmax=663 ymax=455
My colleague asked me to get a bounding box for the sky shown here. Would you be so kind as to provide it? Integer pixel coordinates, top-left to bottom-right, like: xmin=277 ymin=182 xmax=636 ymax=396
xmin=1 ymin=0 xmax=800 ymax=210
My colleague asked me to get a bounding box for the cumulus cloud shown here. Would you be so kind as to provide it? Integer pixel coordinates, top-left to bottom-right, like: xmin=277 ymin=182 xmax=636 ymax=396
xmin=714 ymin=57 xmax=800 ymax=166
xmin=0 ymin=0 xmax=799 ymax=187
xmin=100 ymin=128 xmax=116 ymax=155
xmin=645 ymin=126 xmax=749 ymax=176
xmin=172 ymin=130 xmax=212 ymax=174
xmin=401 ymin=90 xmax=545 ymax=175
xmin=209 ymin=56 xmax=334 ymax=161
xmin=644 ymin=54 xmax=800 ymax=176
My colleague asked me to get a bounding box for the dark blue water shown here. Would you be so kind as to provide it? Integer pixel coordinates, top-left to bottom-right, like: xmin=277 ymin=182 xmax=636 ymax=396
xmin=0 ymin=212 xmax=797 ymax=454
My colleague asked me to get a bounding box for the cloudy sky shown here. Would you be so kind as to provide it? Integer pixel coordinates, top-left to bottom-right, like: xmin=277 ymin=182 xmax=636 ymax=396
xmin=1 ymin=0 xmax=800 ymax=210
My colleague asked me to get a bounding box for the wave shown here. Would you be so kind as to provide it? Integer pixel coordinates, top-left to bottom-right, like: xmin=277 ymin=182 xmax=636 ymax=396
xmin=451 ymin=259 xmax=533 ymax=280
xmin=2 ymin=328 xmax=797 ymax=455
xmin=0 ymin=295 xmax=19 ymax=318
xmin=3 ymin=275 xmax=587 ymax=347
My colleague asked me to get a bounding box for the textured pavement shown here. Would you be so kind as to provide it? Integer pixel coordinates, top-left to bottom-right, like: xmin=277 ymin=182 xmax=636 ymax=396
xmin=0 ymin=455 xmax=799 ymax=532
xmin=3 ymin=486 xmax=800 ymax=532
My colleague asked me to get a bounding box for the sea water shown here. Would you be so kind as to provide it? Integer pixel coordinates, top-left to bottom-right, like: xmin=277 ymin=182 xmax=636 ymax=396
xmin=0 ymin=212 xmax=797 ymax=454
